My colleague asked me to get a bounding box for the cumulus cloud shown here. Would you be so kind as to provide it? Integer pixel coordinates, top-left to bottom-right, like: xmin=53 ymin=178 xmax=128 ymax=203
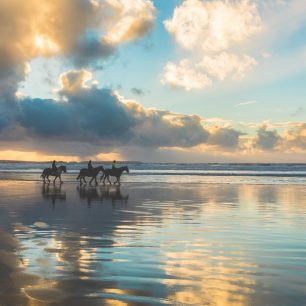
xmin=1 ymin=68 xmax=305 ymax=159
xmin=103 ymin=0 xmax=156 ymax=45
xmin=282 ymin=124 xmax=306 ymax=150
xmin=0 ymin=0 xmax=156 ymax=142
xmin=253 ymin=126 xmax=281 ymax=150
xmin=0 ymin=0 xmax=156 ymax=97
xmin=0 ymin=70 xmax=247 ymax=156
xmin=59 ymin=70 xmax=93 ymax=93
xmin=200 ymin=52 xmax=257 ymax=81
xmin=161 ymin=60 xmax=212 ymax=90
xmin=208 ymin=127 xmax=243 ymax=149
xmin=164 ymin=0 xmax=262 ymax=52
xmin=162 ymin=0 xmax=263 ymax=90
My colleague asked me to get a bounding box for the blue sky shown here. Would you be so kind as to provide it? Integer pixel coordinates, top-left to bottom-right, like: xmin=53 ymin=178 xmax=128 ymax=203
xmin=1 ymin=0 xmax=306 ymax=162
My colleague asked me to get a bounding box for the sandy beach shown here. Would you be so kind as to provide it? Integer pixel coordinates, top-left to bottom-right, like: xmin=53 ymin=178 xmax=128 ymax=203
xmin=0 ymin=180 xmax=306 ymax=305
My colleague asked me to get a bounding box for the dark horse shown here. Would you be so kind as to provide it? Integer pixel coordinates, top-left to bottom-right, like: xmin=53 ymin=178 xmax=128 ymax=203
xmin=76 ymin=166 xmax=104 ymax=185
xmin=100 ymin=166 xmax=129 ymax=185
xmin=41 ymin=165 xmax=67 ymax=184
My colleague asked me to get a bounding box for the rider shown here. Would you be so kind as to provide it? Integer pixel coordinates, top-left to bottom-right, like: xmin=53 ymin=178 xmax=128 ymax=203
xmin=112 ymin=160 xmax=116 ymax=169
xmin=88 ymin=160 xmax=93 ymax=170
xmin=52 ymin=160 xmax=57 ymax=174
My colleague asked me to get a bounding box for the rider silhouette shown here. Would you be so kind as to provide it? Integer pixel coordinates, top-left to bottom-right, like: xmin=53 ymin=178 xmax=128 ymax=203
xmin=88 ymin=160 xmax=93 ymax=170
xmin=52 ymin=160 xmax=57 ymax=175
xmin=112 ymin=160 xmax=116 ymax=169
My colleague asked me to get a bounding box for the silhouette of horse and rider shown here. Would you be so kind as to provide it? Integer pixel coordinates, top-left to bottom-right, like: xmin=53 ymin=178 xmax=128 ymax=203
xmin=41 ymin=160 xmax=67 ymax=183
xmin=41 ymin=160 xmax=129 ymax=185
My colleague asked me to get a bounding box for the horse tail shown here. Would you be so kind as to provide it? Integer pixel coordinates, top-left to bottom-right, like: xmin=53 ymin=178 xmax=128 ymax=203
xmin=76 ymin=174 xmax=80 ymax=180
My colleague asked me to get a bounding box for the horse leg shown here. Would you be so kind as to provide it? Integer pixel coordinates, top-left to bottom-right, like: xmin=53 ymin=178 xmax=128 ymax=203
xmin=89 ymin=176 xmax=94 ymax=185
xmin=83 ymin=177 xmax=87 ymax=184
xmin=59 ymin=175 xmax=62 ymax=184
xmin=95 ymin=176 xmax=98 ymax=185
xmin=107 ymin=175 xmax=111 ymax=185
xmin=117 ymin=176 xmax=121 ymax=185
xmin=53 ymin=176 xmax=57 ymax=184
xmin=47 ymin=175 xmax=50 ymax=183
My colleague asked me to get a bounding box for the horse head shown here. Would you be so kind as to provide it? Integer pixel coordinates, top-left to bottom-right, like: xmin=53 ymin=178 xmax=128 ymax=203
xmin=123 ymin=166 xmax=129 ymax=174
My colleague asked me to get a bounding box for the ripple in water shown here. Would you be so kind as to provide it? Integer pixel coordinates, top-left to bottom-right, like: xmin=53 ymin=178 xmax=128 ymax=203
xmin=0 ymin=181 xmax=305 ymax=305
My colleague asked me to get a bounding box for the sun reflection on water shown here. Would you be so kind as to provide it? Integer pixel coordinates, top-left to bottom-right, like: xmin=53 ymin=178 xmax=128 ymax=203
xmin=1 ymin=182 xmax=306 ymax=305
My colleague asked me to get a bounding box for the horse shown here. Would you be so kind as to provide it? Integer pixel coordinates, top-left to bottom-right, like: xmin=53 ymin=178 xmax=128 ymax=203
xmin=100 ymin=166 xmax=129 ymax=185
xmin=76 ymin=166 xmax=104 ymax=185
xmin=41 ymin=165 xmax=67 ymax=184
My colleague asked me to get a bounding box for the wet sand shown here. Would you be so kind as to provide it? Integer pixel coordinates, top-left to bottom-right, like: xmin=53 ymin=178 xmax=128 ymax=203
xmin=0 ymin=180 xmax=306 ymax=305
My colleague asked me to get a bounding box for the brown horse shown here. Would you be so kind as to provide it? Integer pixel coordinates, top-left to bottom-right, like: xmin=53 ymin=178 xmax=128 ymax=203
xmin=76 ymin=166 xmax=104 ymax=185
xmin=100 ymin=166 xmax=129 ymax=185
xmin=41 ymin=165 xmax=67 ymax=184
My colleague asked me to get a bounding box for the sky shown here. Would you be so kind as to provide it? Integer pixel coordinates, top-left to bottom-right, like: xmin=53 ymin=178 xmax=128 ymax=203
xmin=0 ymin=0 xmax=306 ymax=162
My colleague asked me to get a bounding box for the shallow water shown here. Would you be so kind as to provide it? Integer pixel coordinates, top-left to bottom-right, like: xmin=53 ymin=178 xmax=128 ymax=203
xmin=0 ymin=181 xmax=306 ymax=305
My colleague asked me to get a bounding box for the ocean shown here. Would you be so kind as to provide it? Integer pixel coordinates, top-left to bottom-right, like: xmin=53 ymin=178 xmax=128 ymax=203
xmin=1 ymin=161 xmax=306 ymax=184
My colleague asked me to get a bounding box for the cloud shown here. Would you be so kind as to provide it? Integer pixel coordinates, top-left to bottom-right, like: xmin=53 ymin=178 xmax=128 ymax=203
xmin=1 ymin=66 xmax=306 ymax=160
xmin=59 ymin=70 xmax=93 ymax=93
xmin=253 ymin=126 xmax=281 ymax=150
xmin=161 ymin=60 xmax=212 ymax=90
xmin=236 ymin=100 xmax=257 ymax=107
xmin=282 ymin=124 xmax=306 ymax=150
xmin=208 ymin=127 xmax=243 ymax=149
xmin=0 ymin=70 xmax=248 ymax=157
xmin=0 ymin=0 xmax=156 ymax=98
xmin=200 ymin=52 xmax=257 ymax=81
xmin=131 ymin=87 xmax=145 ymax=96
xmin=103 ymin=0 xmax=156 ymax=45
xmin=164 ymin=0 xmax=262 ymax=52
xmin=162 ymin=0 xmax=263 ymax=90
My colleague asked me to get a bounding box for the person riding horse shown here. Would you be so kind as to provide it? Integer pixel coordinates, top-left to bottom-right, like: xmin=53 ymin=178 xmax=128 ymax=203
xmin=52 ymin=160 xmax=57 ymax=175
xmin=88 ymin=160 xmax=93 ymax=170
xmin=100 ymin=165 xmax=129 ymax=185
xmin=112 ymin=160 xmax=116 ymax=169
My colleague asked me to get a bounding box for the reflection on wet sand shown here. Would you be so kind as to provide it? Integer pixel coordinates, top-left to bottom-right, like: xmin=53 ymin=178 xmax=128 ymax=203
xmin=0 ymin=182 xmax=306 ymax=305
xmin=42 ymin=183 xmax=66 ymax=205
xmin=0 ymin=229 xmax=41 ymax=305
xmin=77 ymin=185 xmax=129 ymax=206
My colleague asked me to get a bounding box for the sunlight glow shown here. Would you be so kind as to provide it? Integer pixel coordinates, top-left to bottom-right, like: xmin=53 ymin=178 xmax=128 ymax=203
xmin=0 ymin=150 xmax=80 ymax=162
xmin=34 ymin=35 xmax=60 ymax=54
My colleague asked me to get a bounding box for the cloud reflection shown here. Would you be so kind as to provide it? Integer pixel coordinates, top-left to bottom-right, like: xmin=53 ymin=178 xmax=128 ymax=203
xmin=0 ymin=182 xmax=306 ymax=305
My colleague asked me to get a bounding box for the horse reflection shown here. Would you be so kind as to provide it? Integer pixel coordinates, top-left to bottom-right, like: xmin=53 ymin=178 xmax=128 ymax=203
xmin=77 ymin=185 xmax=129 ymax=207
xmin=42 ymin=183 xmax=66 ymax=205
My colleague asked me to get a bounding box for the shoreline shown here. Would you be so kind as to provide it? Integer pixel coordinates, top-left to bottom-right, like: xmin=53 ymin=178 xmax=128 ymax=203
xmin=0 ymin=176 xmax=306 ymax=188
xmin=0 ymin=175 xmax=306 ymax=185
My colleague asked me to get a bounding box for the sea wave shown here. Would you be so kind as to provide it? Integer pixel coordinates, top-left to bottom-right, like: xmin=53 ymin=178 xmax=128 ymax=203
xmin=1 ymin=162 xmax=306 ymax=185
